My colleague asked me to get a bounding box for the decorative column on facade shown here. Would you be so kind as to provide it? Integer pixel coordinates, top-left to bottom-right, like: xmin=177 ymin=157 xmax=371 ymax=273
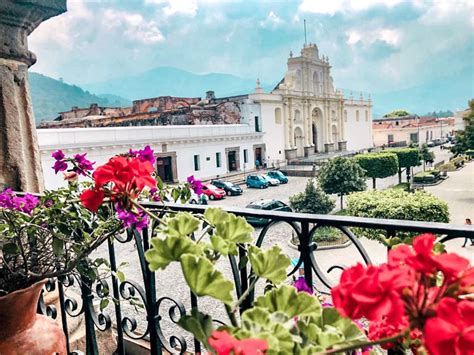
xmin=283 ymin=98 xmax=289 ymax=149
xmin=0 ymin=0 xmax=67 ymax=192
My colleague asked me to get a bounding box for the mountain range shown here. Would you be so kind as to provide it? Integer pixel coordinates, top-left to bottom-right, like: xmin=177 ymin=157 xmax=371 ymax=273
xmin=29 ymin=66 xmax=473 ymax=124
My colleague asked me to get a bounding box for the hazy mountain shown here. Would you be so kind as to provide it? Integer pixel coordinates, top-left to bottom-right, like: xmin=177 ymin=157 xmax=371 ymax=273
xmin=371 ymin=66 xmax=473 ymax=118
xmin=30 ymin=65 xmax=472 ymax=125
xmin=84 ymin=66 xmax=275 ymax=101
xmin=28 ymin=72 xmax=131 ymax=124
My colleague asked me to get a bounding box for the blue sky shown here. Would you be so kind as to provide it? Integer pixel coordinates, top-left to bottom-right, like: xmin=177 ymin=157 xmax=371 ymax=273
xmin=29 ymin=0 xmax=473 ymax=94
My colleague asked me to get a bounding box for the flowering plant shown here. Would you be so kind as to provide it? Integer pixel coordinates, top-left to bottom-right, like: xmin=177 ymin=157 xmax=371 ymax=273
xmin=332 ymin=233 xmax=474 ymax=354
xmin=0 ymin=146 xmax=197 ymax=296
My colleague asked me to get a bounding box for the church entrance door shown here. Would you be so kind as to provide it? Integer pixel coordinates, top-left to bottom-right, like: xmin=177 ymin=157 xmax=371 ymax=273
xmin=294 ymin=127 xmax=304 ymax=157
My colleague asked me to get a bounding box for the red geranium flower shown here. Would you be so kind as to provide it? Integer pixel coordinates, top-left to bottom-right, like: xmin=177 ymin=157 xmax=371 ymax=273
xmin=424 ymin=297 xmax=474 ymax=355
xmin=80 ymin=189 xmax=105 ymax=213
xmin=332 ymin=263 xmax=412 ymax=324
xmin=208 ymin=330 xmax=267 ymax=355
xmin=368 ymin=317 xmax=409 ymax=349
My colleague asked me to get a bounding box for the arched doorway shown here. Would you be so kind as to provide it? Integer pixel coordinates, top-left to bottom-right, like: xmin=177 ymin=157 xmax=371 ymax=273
xmin=294 ymin=127 xmax=304 ymax=157
xmin=312 ymin=123 xmax=318 ymax=153
xmin=311 ymin=108 xmax=323 ymax=152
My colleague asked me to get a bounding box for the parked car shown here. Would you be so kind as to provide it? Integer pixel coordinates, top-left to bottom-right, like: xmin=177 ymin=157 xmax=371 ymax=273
xmin=202 ymin=183 xmax=226 ymax=200
xmin=261 ymin=174 xmax=280 ymax=186
xmin=188 ymin=192 xmax=208 ymax=205
xmin=246 ymin=174 xmax=269 ymax=189
xmin=211 ymin=179 xmax=243 ymax=196
xmin=266 ymin=170 xmax=288 ymax=184
xmin=427 ymin=141 xmax=436 ymax=147
xmin=245 ymin=199 xmax=292 ymax=226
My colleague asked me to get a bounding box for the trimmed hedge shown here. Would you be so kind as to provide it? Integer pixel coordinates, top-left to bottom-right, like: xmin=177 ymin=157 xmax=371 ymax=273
xmin=389 ymin=148 xmax=421 ymax=168
xmin=346 ymin=189 xmax=449 ymax=244
xmin=355 ymin=152 xmax=399 ymax=188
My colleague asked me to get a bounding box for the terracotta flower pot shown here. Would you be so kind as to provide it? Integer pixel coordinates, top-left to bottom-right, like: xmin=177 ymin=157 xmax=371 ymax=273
xmin=0 ymin=280 xmax=67 ymax=354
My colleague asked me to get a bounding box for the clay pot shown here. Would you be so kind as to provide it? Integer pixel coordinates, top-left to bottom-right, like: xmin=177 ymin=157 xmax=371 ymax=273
xmin=0 ymin=280 xmax=67 ymax=354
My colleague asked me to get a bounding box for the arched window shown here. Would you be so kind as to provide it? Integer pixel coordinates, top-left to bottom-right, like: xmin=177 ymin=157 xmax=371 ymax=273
xmin=275 ymin=107 xmax=282 ymax=124
xmin=365 ymin=110 xmax=369 ymax=122
xmin=356 ymin=110 xmax=360 ymax=122
xmin=313 ymin=71 xmax=320 ymax=94
xmin=344 ymin=110 xmax=348 ymax=122
xmin=331 ymin=110 xmax=336 ymax=121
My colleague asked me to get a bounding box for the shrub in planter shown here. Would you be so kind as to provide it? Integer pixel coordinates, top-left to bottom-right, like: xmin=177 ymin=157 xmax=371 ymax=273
xmin=346 ymin=189 xmax=449 ymax=245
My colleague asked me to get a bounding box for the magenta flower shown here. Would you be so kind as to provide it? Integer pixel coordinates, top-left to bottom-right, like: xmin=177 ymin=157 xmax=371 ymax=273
xmin=187 ymin=175 xmax=203 ymax=195
xmin=0 ymin=189 xmax=39 ymax=214
xmin=73 ymin=153 xmax=95 ymax=175
xmin=137 ymin=145 xmax=156 ymax=165
xmin=116 ymin=204 xmax=149 ymax=232
xmin=52 ymin=150 xmax=65 ymax=160
xmin=293 ymin=277 xmax=313 ymax=294
xmin=53 ymin=160 xmax=68 ymax=174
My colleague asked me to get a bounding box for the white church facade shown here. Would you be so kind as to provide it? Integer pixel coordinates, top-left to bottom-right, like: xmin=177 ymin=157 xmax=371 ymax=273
xmin=241 ymin=43 xmax=373 ymax=165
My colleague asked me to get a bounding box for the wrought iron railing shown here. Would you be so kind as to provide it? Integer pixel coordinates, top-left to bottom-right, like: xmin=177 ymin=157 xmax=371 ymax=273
xmin=38 ymin=203 xmax=474 ymax=354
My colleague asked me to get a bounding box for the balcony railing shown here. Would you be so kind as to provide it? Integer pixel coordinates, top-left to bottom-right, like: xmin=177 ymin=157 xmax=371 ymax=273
xmin=37 ymin=203 xmax=474 ymax=354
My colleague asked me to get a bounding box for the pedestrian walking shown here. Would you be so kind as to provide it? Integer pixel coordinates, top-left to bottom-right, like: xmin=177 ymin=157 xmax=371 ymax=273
xmin=462 ymin=218 xmax=474 ymax=247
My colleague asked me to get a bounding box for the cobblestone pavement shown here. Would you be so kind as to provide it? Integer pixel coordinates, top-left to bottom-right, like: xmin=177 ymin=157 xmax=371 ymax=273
xmin=88 ymin=146 xmax=469 ymax=351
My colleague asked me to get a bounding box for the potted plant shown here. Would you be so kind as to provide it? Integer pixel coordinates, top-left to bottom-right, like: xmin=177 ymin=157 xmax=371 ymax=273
xmin=0 ymin=146 xmax=196 ymax=353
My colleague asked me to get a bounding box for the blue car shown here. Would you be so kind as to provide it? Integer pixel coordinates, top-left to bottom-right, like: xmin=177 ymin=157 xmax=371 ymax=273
xmin=246 ymin=174 xmax=268 ymax=189
xmin=267 ymin=170 xmax=288 ymax=184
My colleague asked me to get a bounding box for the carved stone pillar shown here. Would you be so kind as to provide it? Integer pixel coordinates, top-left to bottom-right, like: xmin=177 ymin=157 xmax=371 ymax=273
xmin=0 ymin=0 xmax=66 ymax=192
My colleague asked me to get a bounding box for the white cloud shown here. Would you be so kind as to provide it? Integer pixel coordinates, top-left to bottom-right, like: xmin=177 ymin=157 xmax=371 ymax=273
xmin=299 ymin=0 xmax=404 ymax=15
xmin=145 ymin=0 xmax=198 ymax=17
xmin=345 ymin=28 xmax=401 ymax=46
xmin=103 ymin=9 xmax=164 ymax=44
xmin=259 ymin=11 xmax=284 ymax=28
xmin=419 ymin=0 xmax=474 ymax=26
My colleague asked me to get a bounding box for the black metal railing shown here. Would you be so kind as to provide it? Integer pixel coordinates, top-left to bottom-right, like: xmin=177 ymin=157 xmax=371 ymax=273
xmin=38 ymin=203 xmax=474 ymax=354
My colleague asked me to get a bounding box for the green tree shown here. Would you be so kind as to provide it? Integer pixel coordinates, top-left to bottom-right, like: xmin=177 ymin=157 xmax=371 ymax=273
xmin=317 ymin=157 xmax=367 ymax=209
xmin=383 ymin=110 xmax=410 ymax=118
xmin=346 ymin=189 xmax=449 ymax=245
xmin=451 ymin=99 xmax=474 ymax=156
xmin=419 ymin=144 xmax=435 ymax=171
xmin=390 ymin=148 xmax=421 ymax=183
xmin=355 ymin=153 xmax=399 ymax=189
xmin=289 ymin=179 xmax=335 ymax=214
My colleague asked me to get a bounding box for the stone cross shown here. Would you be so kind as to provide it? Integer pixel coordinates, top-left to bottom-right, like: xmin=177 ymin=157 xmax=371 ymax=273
xmin=0 ymin=0 xmax=67 ymax=192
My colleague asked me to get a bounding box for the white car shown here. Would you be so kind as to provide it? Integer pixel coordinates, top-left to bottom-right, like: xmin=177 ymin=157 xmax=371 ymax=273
xmin=188 ymin=192 xmax=208 ymax=205
xmin=261 ymin=174 xmax=280 ymax=186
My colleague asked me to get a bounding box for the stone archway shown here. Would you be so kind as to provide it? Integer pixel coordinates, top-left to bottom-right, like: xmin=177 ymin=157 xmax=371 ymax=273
xmin=294 ymin=127 xmax=304 ymax=157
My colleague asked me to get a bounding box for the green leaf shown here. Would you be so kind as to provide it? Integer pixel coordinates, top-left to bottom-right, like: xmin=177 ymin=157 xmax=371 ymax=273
xmin=145 ymin=235 xmax=202 ymax=271
xmin=204 ymin=207 xmax=229 ymax=226
xmin=178 ymin=308 xmax=214 ymax=350
xmin=254 ymin=285 xmax=322 ymax=319
xmin=248 ymin=245 xmax=290 ymax=284
xmin=52 ymin=238 xmax=64 ymax=256
xmin=156 ymin=176 xmax=164 ymax=190
xmin=161 ymin=212 xmax=200 ymax=238
xmin=116 ymin=270 xmax=125 ymax=283
xmin=2 ymin=242 xmax=20 ymax=255
xmin=172 ymin=188 xmax=180 ymax=202
xmin=214 ymin=214 xmax=253 ymax=243
xmin=238 ymin=255 xmax=248 ymax=270
xmin=210 ymin=234 xmax=237 ymax=256
xmin=319 ymin=307 xmax=365 ymax=343
xmin=180 ymin=254 xmax=234 ymax=305
xmin=100 ymin=298 xmax=109 ymax=311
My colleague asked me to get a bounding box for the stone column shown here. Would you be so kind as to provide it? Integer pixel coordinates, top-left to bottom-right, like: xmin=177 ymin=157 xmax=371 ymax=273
xmin=0 ymin=0 xmax=66 ymax=192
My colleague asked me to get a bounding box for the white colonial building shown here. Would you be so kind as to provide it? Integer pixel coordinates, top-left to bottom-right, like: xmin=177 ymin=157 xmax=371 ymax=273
xmin=37 ymin=43 xmax=373 ymax=189
xmin=38 ymin=125 xmax=262 ymax=189
xmin=241 ymin=43 xmax=373 ymax=164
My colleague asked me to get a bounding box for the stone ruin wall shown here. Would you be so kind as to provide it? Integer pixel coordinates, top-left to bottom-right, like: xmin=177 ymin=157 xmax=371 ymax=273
xmin=39 ymin=96 xmax=242 ymax=128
